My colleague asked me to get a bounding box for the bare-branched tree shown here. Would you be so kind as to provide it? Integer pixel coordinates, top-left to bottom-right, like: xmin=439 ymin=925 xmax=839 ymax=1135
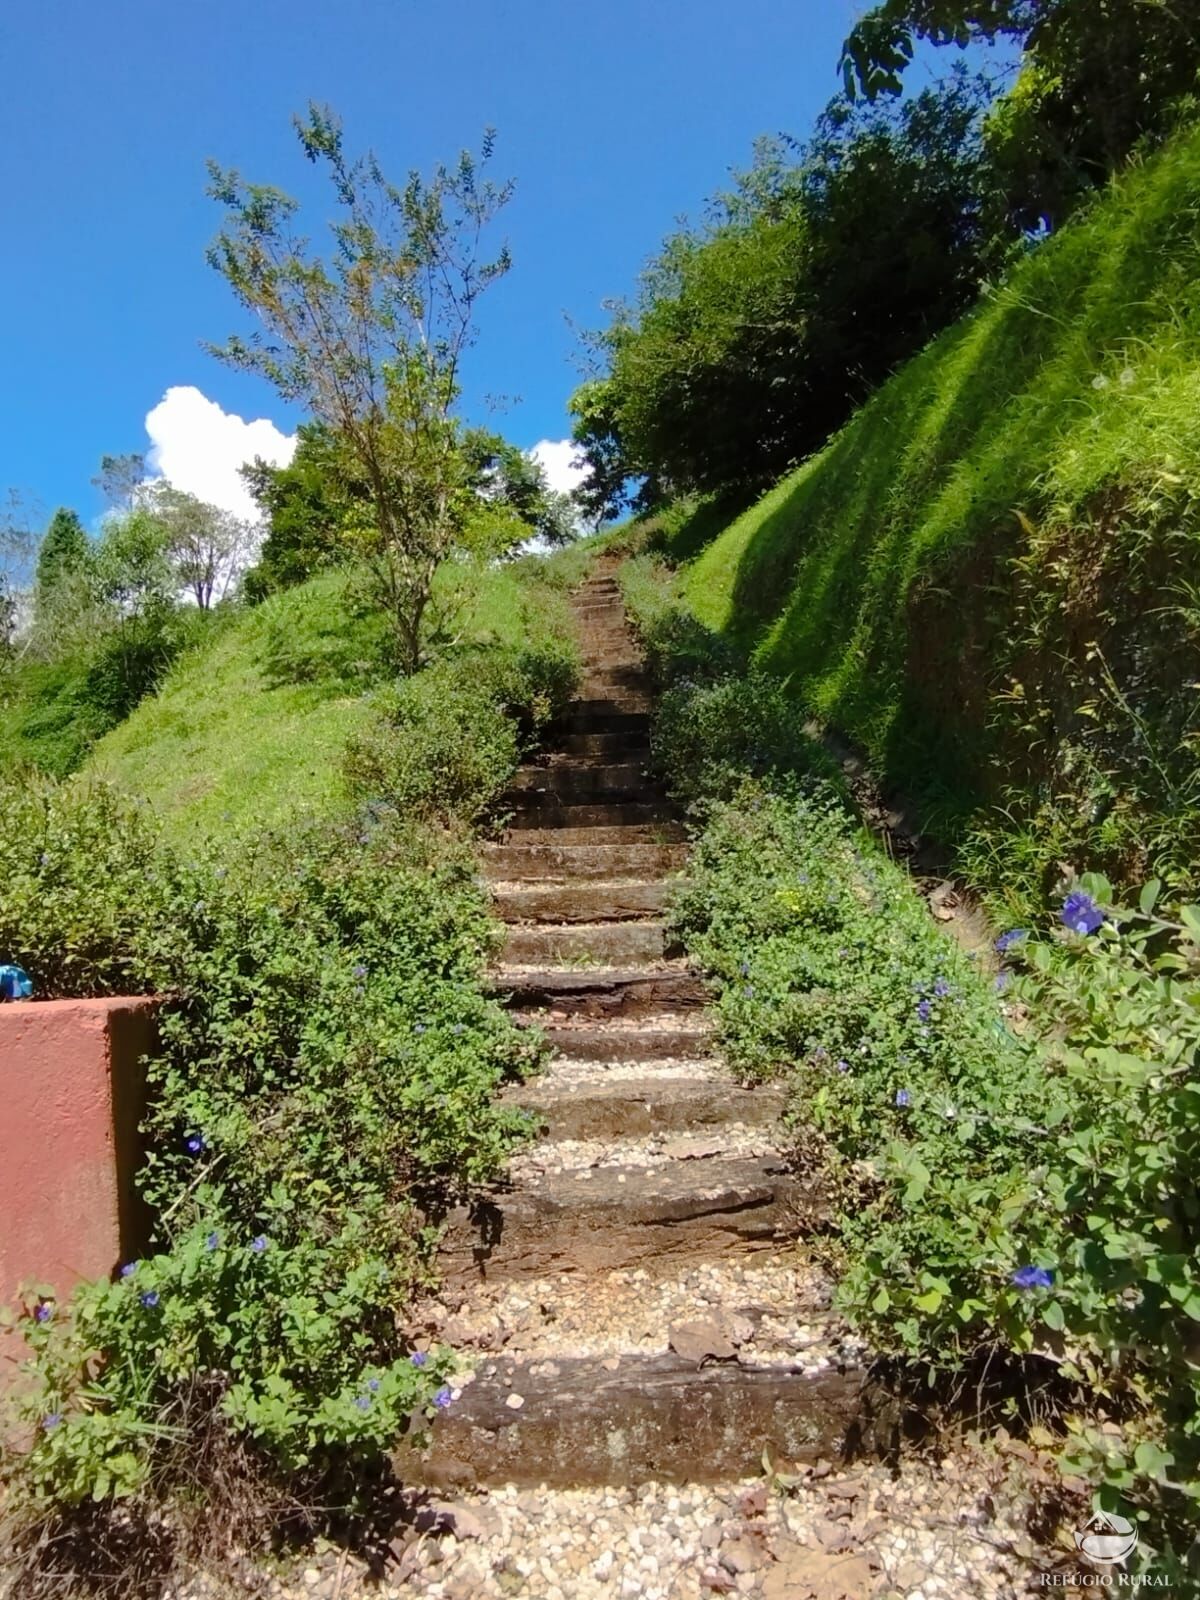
xmin=206 ymin=104 xmax=514 ymax=671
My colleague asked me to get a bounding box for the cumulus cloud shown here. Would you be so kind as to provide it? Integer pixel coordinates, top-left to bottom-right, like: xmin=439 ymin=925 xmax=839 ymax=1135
xmin=144 ymin=386 xmax=296 ymax=521
xmin=529 ymin=437 xmax=589 ymax=499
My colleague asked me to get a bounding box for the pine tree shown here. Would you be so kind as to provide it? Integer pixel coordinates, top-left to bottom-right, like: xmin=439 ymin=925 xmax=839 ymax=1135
xmin=36 ymin=507 xmax=89 ymax=595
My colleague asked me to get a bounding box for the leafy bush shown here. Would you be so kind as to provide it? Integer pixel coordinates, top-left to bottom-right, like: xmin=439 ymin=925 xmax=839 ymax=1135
xmin=0 ymin=608 xmax=214 ymax=780
xmin=0 ymin=770 xmax=538 ymax=1517
xmin=345 ymin=634 xmax=578 ymax=826
xmin=0 ymin=778 xmax=164 ymax=997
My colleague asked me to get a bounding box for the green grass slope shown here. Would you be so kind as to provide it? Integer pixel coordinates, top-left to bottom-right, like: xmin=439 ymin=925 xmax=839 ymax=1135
xmin=87 ymin=559 xmax=568 ymax=846
xmin=677 ymin=122 xmax=1200 ymax=899
xmin=86 ymin=573 xmax=383 ymax=845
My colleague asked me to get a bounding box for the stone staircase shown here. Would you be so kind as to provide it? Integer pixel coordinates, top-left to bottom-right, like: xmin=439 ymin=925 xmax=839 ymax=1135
xmin=418 ymin=564 xmax=866 ymax=1491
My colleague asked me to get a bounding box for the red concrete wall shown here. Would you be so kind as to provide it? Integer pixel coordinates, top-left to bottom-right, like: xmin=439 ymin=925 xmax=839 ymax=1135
xmin=0 ymin=997 xmax=156 ymax=1381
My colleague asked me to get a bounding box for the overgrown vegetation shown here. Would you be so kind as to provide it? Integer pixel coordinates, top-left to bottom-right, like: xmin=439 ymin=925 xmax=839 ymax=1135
xmin=652 ymin=121 xmax=1200 ymax=911
xmin=625 ymin=572 xmax=1200 ymax=1567
xmin=0 ymin=544 xmax=577 ymax=1588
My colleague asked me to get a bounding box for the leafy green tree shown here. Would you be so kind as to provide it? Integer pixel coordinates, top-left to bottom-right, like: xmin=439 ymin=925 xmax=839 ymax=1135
xmin=571 ymin=74 xmax=988 ymax=509
xmin=206 ymin=104 xmax=515 ymax=671
xmin=842 ymin=0 xmax=1200 ymax=238
xmin=141 ymin=482 xmax=252 ymax=609
xmin=461 ymin=429 xmax=578 ymax=548
xmin=35 ymin=509 xmax=89 ymax=596
xmin=92 ymin=508 xmax=177 ymax=618
xmin=241 ymin=423 xmax=356 ymax=596
xmin=92 ymin=453 xmax=148 ymax=511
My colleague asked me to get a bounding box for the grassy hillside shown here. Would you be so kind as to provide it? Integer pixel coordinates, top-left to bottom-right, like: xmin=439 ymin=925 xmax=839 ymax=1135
xmin=669 ymin=121 xmax=1200 ymax=904
xmin=88 ymin=560 xmax=573 ymax=845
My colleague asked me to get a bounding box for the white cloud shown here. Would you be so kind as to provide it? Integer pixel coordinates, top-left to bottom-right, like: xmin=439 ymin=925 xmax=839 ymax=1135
xmin=144 ymin=386 xmax=296 ymax=522
xmin=529 ymin=437 xmax=589 ymax=499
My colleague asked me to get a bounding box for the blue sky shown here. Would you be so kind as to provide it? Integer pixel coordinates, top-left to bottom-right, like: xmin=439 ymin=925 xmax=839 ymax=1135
xmin=3 ymin=0 xmax=895 ymax=526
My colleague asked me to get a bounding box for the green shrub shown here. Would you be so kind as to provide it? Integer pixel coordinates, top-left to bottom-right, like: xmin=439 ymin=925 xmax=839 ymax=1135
xmin=0 ymin=609 xmax=214 ymax=780
xmin=0 ymin=777 xmax=164 ymax=997
xmin=655 ymin=677 xmax=840 ymax=815
xmin=345 ymin=636 xmax=578 ymax=825
xmin=0 ymin=781 xmax=538 ymax=1512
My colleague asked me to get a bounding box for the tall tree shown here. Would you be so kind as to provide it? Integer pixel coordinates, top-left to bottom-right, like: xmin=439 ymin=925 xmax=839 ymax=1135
xmin=143 ymin=482 xmax=252 ymax=609
xmin=570 ymin=74 xmax=989 ymax=511
xmin=35 ymin=508 xmax=89 ymax=596
xmin=92 ymin=453 xmax=148 ymax=511
xmin=841 ymin=1 xmax=1200 ymax=235
xmin=206 ymin=104 xmax=514 ymax=671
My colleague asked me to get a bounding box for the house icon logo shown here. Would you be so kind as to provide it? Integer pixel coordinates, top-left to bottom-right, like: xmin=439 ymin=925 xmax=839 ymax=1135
xmin=1074 ymin=1510 xmax=1138 ymax=1566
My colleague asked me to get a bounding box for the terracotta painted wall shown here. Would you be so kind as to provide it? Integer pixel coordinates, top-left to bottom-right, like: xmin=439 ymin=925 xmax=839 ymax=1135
xmin=0 ymin=997 xmax=156 ymax=1383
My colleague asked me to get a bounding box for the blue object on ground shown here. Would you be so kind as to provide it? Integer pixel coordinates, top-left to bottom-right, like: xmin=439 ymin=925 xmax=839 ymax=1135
xmin=0 ymin=964 xmax=33 ymax=1000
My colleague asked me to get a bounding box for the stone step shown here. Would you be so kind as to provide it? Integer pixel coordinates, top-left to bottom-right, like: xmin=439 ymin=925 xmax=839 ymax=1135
xmin=492 ymin=965 xmax=708 ymax=1016
xmin=501 ymin=920 xmax=670 ymax=966
xmin=505 ymin=800 xmax=675 ymax=832
xmin=567 ymin=696 xmax=654 ymax=722
xmin=560 ymin=707 xmax=651 ymax=738
xmin=509 ymin=761 xmax=654 ymax=797
xmin=497 ymin=822 xmax=686 ymax=848
xmin=505 ymin=1077 xmax=785 ymax=1141
xmin=536 ymin=1022 xmax=715 ymax=1061
xmin=481 ymin=840 xmax=686 ymax=883
xmin=439 ymin=1154 xmax=801 ymax=1288
xmin=494 ymin=882 xmax=672 ymax=925
xmin=415 ymin=1353 xmax=865 ymax=1488
xmin=580 ymin=669 xmax=650 ymax=696
xmin=562 ymin=731 xmax=651 ymax=760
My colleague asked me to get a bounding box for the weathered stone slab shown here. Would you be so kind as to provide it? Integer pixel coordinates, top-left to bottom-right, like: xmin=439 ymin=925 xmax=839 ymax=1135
xmin=501 ymin=920 xmax=669 ymax=965
xmin=504 ymin=1078 xmax=785 ymax=1141
xmin=438 ymin=1155 xmax=801 ymax=1286
xmin=480 ymin=840 xmax=687 ymax=883
xmin=494 ymin=881 xmax=671 ymax=925
xmin=414 ymin=1353 xmax=866 ymax=1487
xmin=492 ymin=966 xmax=709 ymax=1016
xmin=536 ymin=1023 xmax=713 ymax=1060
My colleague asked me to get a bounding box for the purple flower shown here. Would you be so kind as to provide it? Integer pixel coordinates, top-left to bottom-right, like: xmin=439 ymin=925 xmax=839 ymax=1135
xmin=140 ymin=1291 xmax=159 ymax=1308
xmin=916 ymin=999 xmax=932 ymax=1023
xmin=34 ymin=1303 xmax=53 ymax=1324
xmin=42 ymin=1412 xmax=62 ymax=1431
xmin=205 ymin=1232 xmax=220 ymax=1251
xmin=836 ymin=1059 xmax=850 ymax=1074
xmin=995 ymin=972 xmax=1010 ymax=994
xmin=933 ymin=978 xmax=951 ymax=999
xmin=368 ymin=1377 xmax=381 ymax=1392
xmin=739 ymin=961 xmax=750 ymax=978
xmin=743 ymin=985 xmax=755 ymax=999
xmin=410 ymin=1350 xmax=429 ymax=1368
xmin=1062 ymin=891 xmax=1104 ymax=937
xmin=1011 ymin=1265 xmax=1054 ymax=1291
xmin=120 ymin=1262 xmax=138 ymax=1279
xmin=352 ymin=964 xmax=367 ymax=980
xmin=995 ymin=929 xmax=1027 ymax=955
xmin=355 ymin=1395 xmax=371 ymax=1412
xmin=251 ymin=1234 xmax=268 ymax=1253
xmin=895 ymin=1089 xmax=911 ymax=1108
xmin=185 ymin=1134 xmax=205 ymax=1155
xmin=433 ymin=1385 xmax=453 ymax=1410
